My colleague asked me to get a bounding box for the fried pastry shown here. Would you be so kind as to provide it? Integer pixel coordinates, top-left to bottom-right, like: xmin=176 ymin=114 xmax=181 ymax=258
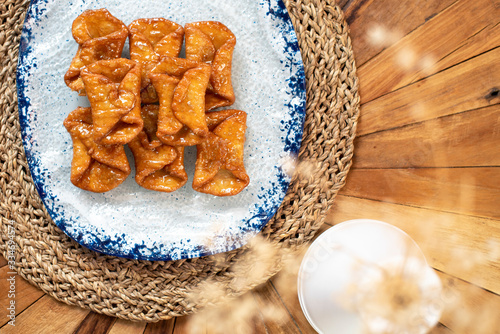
xmin=156 ymin=107 xmax=242 ymax=146
xmin=155 ymin=125 xmax=205 ymax=147
xmin=81 ymin=58 xmax=143 ymax=145
xmin=185 ymin=21 xmax=236 ymax=111
xmin=193 ymin=109 xmax=249 ymax=196
xmin=63 ymin=107 xmax=131 ymax=193
xmin=129 ymin=18 xmax=184 ymax=103
xmin=149 ymin=56 xmax=211 ymax=145
xmin=64 ymin=9 xmax=128 ymax=95
xmin=128 ymin=105 xmax=188 ymax=192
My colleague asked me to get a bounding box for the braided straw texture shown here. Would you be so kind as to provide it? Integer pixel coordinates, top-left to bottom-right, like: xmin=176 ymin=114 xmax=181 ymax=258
xmin=0 ymin=0 xmax=359 ymax=321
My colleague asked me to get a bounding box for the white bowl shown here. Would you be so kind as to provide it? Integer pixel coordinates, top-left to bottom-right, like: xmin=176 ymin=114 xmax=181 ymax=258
xmin=297 ymin=219 xmax=442 ymax=334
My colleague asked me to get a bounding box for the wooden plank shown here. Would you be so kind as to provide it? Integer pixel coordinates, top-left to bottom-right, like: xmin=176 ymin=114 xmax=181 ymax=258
xmin=252 ymin=281 xmax=302 ymax=334
xmin=267 ymin=221 xmax=331 ymax=333
xmin=0 ymin=266 xmax=45 ymax=327
xmin=336 ymin=0 xmax=351 ymax=9
xmin=177 ymin=315 xmax=208 ymax=334
xmin=235 ymin=294 xmax=273 ymax=333
xmin=252 ymin=313 xmax=269 ymax=334
xmin=438 ymin=271 xmax=500 ymax=334
xmin=172 ymin=316 xmax=190 ymax=334
xmin=357 ymin=0 xmax=500 ymax=103
xmin=352 ymin=104 xmax=500 ymax=168
xmin=344 ymin=0 xmax=456 ymax=66
xmin=143 ymin=318 xmax=175 ymax=334
xmin=431 ymin=23 xmax=500 ymax=83
xmin=357 ymin=47 xmax=500 ymax=136
xmin=73 ymin=312 xmax=116 ymax=334
xmin=327 ymin=195 xmax=500 ymax=295
xmin=0 ymin=255 xmax=7 ymax=268
xmin=0 ymin=295 xmax=89 ymax=333
xmin=430 ymin=323 xmax=454 ymax=334
xmin=184 ymin=313 xmax=208 ymax=334
xmin=252 ymin=314 xmax=269 ymax=334
xmin=339 ymin=167 xmax=500 ymax=219
xmin=107 ymin=319 xmax=147 ymax=334
xmin=188 ymin=293 xmax=267 ymax=334
xmin=269 ymin=279 xmax=317 ymax=334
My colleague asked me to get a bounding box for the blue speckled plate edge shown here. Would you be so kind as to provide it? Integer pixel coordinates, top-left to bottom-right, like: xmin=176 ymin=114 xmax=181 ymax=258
xmin=16 ymin=0 xmax=306 ymax=261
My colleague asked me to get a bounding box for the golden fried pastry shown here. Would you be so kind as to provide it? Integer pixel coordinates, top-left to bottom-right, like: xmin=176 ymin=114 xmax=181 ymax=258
xmin=81 ymin=58 xmax=143 ymax=145
xmin=185 ymin=21 xmax=236 ymax=111
xmin=64 ymin=9 xmax=128 ymax=95
xmin=129 ymin=18 xmax=184 ymax=103
xmin=193 ymin=109 xmax=249 ymax=196
xmin=157 ymin=107 xmax=242 ymax=146
xmin=63 ymin=107 xmax=131 ymax=193
xmin=149 ymin=56 xmax=211 ymax=144
xmin=128 ymin=105 xmax=188 ymax=192
xmin=155 ymin=125 xmax=205 ymax=147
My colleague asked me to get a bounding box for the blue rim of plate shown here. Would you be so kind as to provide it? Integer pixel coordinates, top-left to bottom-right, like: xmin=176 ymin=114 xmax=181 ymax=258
xmin=16 ymin=0 xmax=306 ymax=261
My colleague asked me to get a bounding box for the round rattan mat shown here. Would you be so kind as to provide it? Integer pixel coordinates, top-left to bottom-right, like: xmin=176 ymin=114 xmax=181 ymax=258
xmin=0 ymin=0 xmax=359 ymax=322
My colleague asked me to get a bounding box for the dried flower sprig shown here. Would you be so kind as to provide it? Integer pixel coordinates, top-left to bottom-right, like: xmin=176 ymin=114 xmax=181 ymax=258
xmin=185 ymin=234 xmax=297 ymax=333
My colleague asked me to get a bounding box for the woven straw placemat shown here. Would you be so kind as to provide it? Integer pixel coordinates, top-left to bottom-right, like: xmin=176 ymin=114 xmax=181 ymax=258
xmin=0 ymin=0 xmax=359 ymax=322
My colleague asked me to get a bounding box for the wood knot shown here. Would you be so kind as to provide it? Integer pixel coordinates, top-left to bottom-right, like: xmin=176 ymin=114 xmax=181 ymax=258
xmin=485 ymin=87 xmax=499 ymax=101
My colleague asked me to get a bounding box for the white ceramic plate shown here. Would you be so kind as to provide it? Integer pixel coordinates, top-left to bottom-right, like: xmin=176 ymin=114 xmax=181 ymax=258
xmin=298 ymin=220 xmax=442 ymax=334
xmin=17 ymin=0 xmax=305 ymax=260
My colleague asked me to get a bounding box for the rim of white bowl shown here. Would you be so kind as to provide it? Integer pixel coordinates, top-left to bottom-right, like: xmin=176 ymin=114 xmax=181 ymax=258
xmin=297 ymin=219 xmax=428 ymax=333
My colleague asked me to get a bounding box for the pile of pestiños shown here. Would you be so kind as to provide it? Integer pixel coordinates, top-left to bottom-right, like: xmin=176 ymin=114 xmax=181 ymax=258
xmin=63 ymin=9 xmax=249 ymax=196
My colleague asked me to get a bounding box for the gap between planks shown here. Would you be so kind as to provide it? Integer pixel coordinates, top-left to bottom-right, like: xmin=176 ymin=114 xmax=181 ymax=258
xmin=356 ymin=46 xmax=500 ymax=137
xmin=252 ymin=281 xmax=303 ymax=334
xmin=0 ymin=265 xmax=46 ymax=328
xmin=73 ymin=312 xmax=116 ymax=334
xmin=344 ymin=0 xmax=459 ymax=67
xmin=0 ymin=295 xmax=90 ymax=334
xmin=436 ymin=270 xmax=500 ymax=334
xmin=355 ymin=0 xmax=500 ymax=103
xmin=352 ymin=104 xmax=500 ymax=169
xmin=339 ymin=167 xmax=500 ymax=219
xmin=108 ymin=318 xmax=147 ymax=334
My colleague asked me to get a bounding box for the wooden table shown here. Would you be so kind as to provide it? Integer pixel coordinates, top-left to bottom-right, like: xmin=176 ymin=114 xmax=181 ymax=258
xmin=1 ymin=0 xmax=499 ymax=332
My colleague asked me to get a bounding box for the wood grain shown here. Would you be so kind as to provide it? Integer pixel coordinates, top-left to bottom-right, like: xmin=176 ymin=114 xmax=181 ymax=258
xmin=0 ymin=255 xmax=7 ymax=268
xmin=336 ymin=0 xmax=351 ymax=9
xmin=176 ymin=292 xmax=268 ymax=334
xmin=438 ymin=271 xmax=500 ymax=334
xmin=0 ymin=265 xmax=45 ymax=327
xmin=73 ymin=312 xmax=116 ymax=334
xmin=269 ymin=279 xmax=317 ymax=334
xmin=340 ymin=167 xmax=500 ymax=219
xmin=432 ymin=23 xmax=500 ymax=81
xmin=172 ymin=316 xmax=189 ymax=334
xmin=352 ymin=104 xmax=500 ymax=169
xmin=328 ymin=195 xmax=500 ymax=295
xmin=251 ymin=315 xmax=268 ymax=334
xmin=345 ymin=0 xmax=456 ymax=66
xmin=357 ymin=47 xmax=500 ymax=136
xmin=0 ymin=295 xmax=89 ymax=334
xmin=143 ymin=318 xmax=175 ymax=334
xmin=268 ymin=222 xmax=332 ymax=333
xmin=430 ymin=323 xmax=454 ymax=334
xmin=107 ymin=319 xmax=147 ymax=334
xmin=357 ymin=0 xmax=500 ymax=103
xmin=1 ymin=1 xmax=498 ymax=333
xmin=252 ymin=281 xmax=302 ymax=333
xmin=238 ymin=297 xmax=269 ymax=334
